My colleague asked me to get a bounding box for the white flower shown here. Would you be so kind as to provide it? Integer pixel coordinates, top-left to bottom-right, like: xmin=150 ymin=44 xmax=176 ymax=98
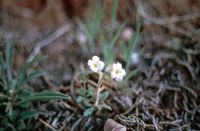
xmin=88 ymin=56 xmax=105 ymax=72
xmin=111 ymin=62 xmax=126 ymax=82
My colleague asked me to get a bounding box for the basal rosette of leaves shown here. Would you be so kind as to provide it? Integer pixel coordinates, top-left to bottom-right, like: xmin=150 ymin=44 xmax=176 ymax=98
xmin=0 ymin=38 xmax=70 ymax=130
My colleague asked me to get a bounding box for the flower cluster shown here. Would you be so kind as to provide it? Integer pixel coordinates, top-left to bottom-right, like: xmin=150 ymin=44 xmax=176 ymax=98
xmin=88 ymin=56 xmax=126 ymax=82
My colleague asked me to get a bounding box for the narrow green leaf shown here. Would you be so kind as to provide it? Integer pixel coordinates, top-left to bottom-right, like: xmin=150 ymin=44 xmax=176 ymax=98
xmin=110 ymin=23 xmax=126 ymax=47
xmin=120 ymin=42 xmax=129 ymax=61
xmin=126 ymin=69 xmax=139 ymax=80
xmin=21 ymin=110 xmax=38 ymax=119
xmin=6 ymin=123 xmax=18 ymax=131
xmin=126 ymin=16 xmax=141 ymax=71
xmin=27 ymin=70 xmax=46 ymax=82
xmin=6 ymin=36 xmax=14 ymax=81
xmin=18 ymin=55 xmax=47 ymax=87
xmin=19 ymin=91 xmax=71 ymax=104
xmin=0 ymin=80 xmax=6 ymax=90
xmin=27 ymin=55 xmax=47 ymax=65
xmin=0 ymin=93 xmax=8 ymax=99
xmin=0 ymin=52 xmax=7 ymax=87
xmin=19 ymin=90 xmax=33 ymax=98
xmin=9 ymin=79 xmax=17 ymax=89
xmin=8 ymin=110 xmax=17 ymax=121
xmin=17 ymin=120 xmax=26 ymax=130
xmin=129 ymin=16 xmax=141 ymax=55
xmin=111 ymin=0 xmax=119 ymax=23
xmin=19 ymin=55 xmax=47 ymax=75
xmin=0 ymin=52 xmax=4 ymax=77
xmin=18 ymin=70 xmax=46 ymax=87
xmin=75 ymin=18 xmax=94 ymax=47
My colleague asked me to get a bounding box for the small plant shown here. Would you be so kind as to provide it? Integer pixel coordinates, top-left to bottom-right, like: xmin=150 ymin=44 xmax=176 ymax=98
xmin=76 ymin=56 xmax=126 ymax=117
xmin=0 ymin=38 xmax=70 ymax=130
xmin=75 ymin=0 xmax=141 ymax=117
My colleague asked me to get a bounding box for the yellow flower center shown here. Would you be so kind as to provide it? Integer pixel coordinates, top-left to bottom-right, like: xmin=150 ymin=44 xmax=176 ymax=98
xmin=93 ymin=63 xmax=98 ymax=68
xmin=115 ymin=69 xmax=120 ymax=74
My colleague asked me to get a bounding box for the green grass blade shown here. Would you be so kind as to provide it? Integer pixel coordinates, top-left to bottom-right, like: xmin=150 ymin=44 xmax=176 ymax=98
xmin=19 ymin=91 xmax=71 ymax=104
xmin=18 ymin=70 xmax=46 ymax=87
xmin=110 ymin=23 xmax=126 ymax=47
xmin=21 ymin=55 xmax=47 ymax=73
xmin=120 ymin=41 xmax=129 ymax=61
xmin=111 ymin=0 xmax=119 ymax=23
xmin=21 ymin=110 xmax=38 ymax=119
xmin=126 ymin=16 xmax=141 ymax=71
xmin=6 ymin=36 xmax=14 ymax=81
xmin=0 ymin=52 xmax=5 ymax=79
xmin=18 ymin=55 xmax=47 ymax=86
xmin=129 ymin=17 xmax=141 ymax=54
xmin=26 ymin=70 xmax=46 ymax=83
xmin=126 ymin=69 xmax=139 ymax=80
xmin=75 ymin=18 xmax=94 ymax=49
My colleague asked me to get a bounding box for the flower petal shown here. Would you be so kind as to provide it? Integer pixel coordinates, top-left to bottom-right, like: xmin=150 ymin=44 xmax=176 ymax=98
xmin=112 ymin=64 xmax=117 ymax=70
xmin=121 ymin=69 xmax=126 ymax=76
xmin=111 ymin=71 xmax=117 ymax=79
xmin=88 ymin=60 xmax=93 ymax=66
xmin=92 ymin=56 xmax=100 ymax=62
xmin=98 ymin=61 xmax=105 ymax=71
xmin=115 ymin=76 xmax=123 ymax=82
xmin=116 ymin=62 xmax=122 ymax=68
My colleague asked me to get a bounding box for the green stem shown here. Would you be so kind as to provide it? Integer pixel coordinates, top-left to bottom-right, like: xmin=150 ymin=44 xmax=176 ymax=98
xmin=95 ymin=72 xmax=104 ymax=106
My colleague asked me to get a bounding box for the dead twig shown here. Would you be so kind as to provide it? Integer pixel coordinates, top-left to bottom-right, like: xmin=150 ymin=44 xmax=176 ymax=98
xmin=70 ymin=117 xmax=83 ymax=131
xmin=152 ymin=117 xmax=161 ymax=131
xmin=159 ymin=119 xmax=182 ymax=126
xmin=136 ymin=2 xmax=200 ymax=38
xmin=121 ymin=97 xmax=144 ymax=115
xmin=39 ymin=118 xmax=57 ymax=131
xmin=27 ymin=24 xmax=70 ymax=62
